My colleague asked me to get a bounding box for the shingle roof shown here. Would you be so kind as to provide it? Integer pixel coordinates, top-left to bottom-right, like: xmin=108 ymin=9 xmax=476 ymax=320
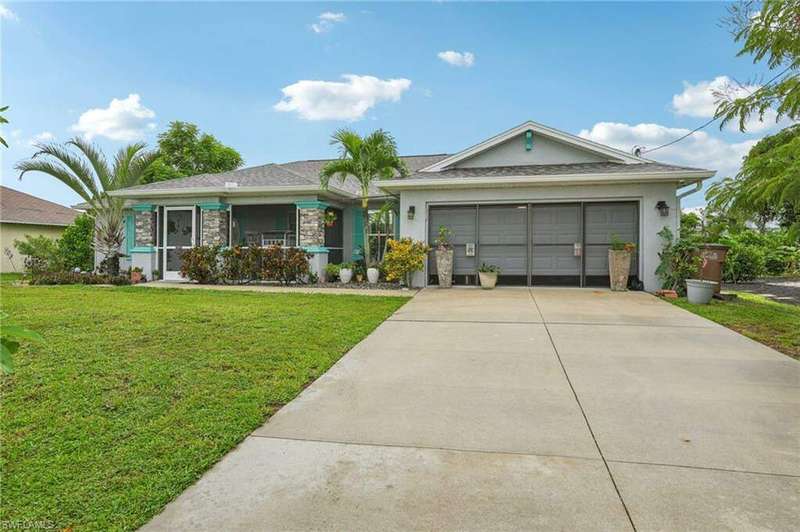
xmin=399 ymin=161 xmax=706 ymax=181
xmin=0 ymin=186 xmax=80 ymax=226
xmin=118 ymin=154 xmax=450 ymax=196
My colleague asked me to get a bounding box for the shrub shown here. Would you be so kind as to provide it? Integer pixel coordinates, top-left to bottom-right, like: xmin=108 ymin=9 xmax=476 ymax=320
xmin=220 ymin=246 xmax=261 ymax=284
xmin=655 ymin=227 xmax=702 ymax=295
xmin=261 ymin=245 xmax=311 ymax=284
xmin=58 ymin=213 xmax=95 ymax=271
xmin=14 ymin=235 xmax=62 ymax=274
xmin=325 ymin=263 xmax=341 ymax=282
xmin=722 ymin=243 xmax=766 ymax=283
xmin=383 ymin=238 xmax=430 ymax=286
xmin=180 ymin=245 xmax=221 ymax=284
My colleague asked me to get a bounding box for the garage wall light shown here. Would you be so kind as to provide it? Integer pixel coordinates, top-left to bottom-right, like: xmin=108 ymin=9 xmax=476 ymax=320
xmin=656 ymin=201 xmax=670 ymax=217
xmin=407 ymin=205 xmax=416 ymax=220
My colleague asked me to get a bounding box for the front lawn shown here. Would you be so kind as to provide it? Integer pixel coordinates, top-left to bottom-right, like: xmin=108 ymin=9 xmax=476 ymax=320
xmin=670 ymin=292 xmax=800 ymax=360
xmin=0 ymin=285 xmax=408 ymax=531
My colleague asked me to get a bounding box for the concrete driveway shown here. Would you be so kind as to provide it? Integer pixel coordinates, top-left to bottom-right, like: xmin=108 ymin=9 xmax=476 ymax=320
xmin=143 ymin=288 xmax=799 ymax=531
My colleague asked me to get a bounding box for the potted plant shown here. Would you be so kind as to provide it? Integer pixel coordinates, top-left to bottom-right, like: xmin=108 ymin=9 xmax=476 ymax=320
xmin=478 ymin=263 xmax=500 ymax=289
xmin=686 ymin=257 xmax=718 ymax=304
xmin=608 ymin=235 xmax=635 ymax=291
xmin=434 ymin=225 xmax=454 ymax=288
xmin=339 ymin=262 xmax=353 ymax=284
xmin=324 ymin=263 xmax=341 ymax=283
xmin=323 ymin=210 xmax=337 ymax=227
xmin=367 ymin=265 xmax=380 ymax=284
xmin=130 ymin=266 xmax=144 ymax=284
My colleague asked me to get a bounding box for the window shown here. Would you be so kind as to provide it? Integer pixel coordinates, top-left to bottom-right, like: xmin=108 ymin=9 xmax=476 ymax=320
xmin=368 ymin=209 xmax=395 ymax=263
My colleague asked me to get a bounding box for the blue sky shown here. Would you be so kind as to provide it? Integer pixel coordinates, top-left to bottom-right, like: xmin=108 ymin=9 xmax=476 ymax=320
xmin=0 ymin=1 xmax=788 ymax=209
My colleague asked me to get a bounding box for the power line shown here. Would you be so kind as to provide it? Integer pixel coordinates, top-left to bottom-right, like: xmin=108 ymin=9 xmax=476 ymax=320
xmin=641 ymin=65 xmax=793 ymax=155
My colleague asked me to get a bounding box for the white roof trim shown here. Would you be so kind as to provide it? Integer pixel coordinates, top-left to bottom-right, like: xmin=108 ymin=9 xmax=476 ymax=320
xmin=379 ymin=169 xmax=715 ymax=191
xmin=419 ymin=120 xmax=648 ymax=172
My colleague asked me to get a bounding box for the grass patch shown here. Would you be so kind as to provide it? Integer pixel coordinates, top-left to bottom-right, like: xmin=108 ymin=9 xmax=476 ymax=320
xmin=0 ymin=285 xmax=408 ymax=530
xmin=670 ymin=292 xmax=800 ymax=360
xmin=0 ymin=272 xmax=24 ymax=284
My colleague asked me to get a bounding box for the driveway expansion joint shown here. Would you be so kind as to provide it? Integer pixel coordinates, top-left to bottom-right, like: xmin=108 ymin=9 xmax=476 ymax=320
xmin=605 ymin=458 xmax=800 ymax=479
xmin=529 ymin=288 xmax=639 ymax=532
xmin=249 ymin=434 xmax=604 ymax=463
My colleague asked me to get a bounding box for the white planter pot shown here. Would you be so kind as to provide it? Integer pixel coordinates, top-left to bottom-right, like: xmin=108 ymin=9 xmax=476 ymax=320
xmin=435 ymin=249 xmax=454 ymax=288
xmin=339 ymin=268 xmax=353 ymax=284
xmin=686 ymin=279 xmax=718 ymax=304
xmin=608 ymin=249 xmax=632 ymax=291
xmin=478 ymin=272 xmax=498 ymax=289
xmin=367 ymin=267 xmax=380 ymax=284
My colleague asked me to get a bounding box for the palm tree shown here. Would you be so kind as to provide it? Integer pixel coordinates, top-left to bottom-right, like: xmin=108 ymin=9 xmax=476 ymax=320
xmin=15 ymin=137 xmax=157 ymax=270
xmin=320 ymin=129 xmax=408 ymax=266
xmin=0 ymin=106 xmax=9 ymax=148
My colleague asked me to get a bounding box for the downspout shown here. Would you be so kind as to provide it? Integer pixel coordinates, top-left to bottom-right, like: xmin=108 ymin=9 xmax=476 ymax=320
xmin=675 ymin=180 xmax=703 ymax=236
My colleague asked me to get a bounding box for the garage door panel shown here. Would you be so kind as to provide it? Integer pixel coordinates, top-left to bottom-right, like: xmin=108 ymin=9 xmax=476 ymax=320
xmin=532 ymin=205 xmax=580 ymax=244
xmin=479 ymin=206 xmax=527 ymax=245
xmin=584 ymin=204 xmax=637 ymax=245
xmin=429 ymin=207 xmax=477 ymax=275
xmin=480 ymin=245 xmax=527 ymax=275
xmin=532 ymin=245 xmax=580 ymax=275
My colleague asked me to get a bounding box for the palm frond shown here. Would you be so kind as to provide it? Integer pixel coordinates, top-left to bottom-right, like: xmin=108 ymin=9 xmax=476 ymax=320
xmin=68 ymin=137 xmax=111 ymax=191
xmin=110 ymin=142 xmax=149 ymax=190
xmin=15 ymin=159 xmax=94 ymax=203
xmin=26 ymin=142 xmax=100 ymax=198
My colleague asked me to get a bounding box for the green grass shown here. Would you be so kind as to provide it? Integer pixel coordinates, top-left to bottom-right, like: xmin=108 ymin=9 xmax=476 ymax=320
xmin=0 ymin=272 xmax=24 ymax=284
xmin=670 ymin=292 xmax=800 ymax=360
xmin=0 ymin=285 xmax=408 ymax=531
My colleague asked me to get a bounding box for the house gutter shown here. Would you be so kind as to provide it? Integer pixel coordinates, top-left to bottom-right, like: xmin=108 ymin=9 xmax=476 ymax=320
xmin=676 ymin=179 xmax=704 ymax=200
xmin=108 ymin=185 xmax=359 ymax=200
xmin=378 ymin=170 xmax=716 ymax=191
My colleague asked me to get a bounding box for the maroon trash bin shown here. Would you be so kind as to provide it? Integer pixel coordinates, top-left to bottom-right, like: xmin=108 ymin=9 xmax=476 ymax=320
xmin=698 ymin=244 xmax=729 ymax=294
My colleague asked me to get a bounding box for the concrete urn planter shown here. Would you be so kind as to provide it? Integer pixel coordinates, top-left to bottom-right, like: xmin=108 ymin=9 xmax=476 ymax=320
xmin=686 ymin=279 xmax=718 ymax=304
xmin=339 ymin=268 xmax=353 ymax=284
xmin=479 ymin=272 xmax=498 ymax=289
xmin=608 ymin=250 xmax=632 ymax=291
xmin=366 ymin=267 xmax=380 ymax=284
xmin=435 ymin=248 xmax=454 ymax=288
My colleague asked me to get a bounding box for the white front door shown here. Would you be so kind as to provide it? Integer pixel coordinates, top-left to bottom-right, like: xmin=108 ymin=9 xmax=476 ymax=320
xmin=163 ymin=207 xmax=195 ymax=281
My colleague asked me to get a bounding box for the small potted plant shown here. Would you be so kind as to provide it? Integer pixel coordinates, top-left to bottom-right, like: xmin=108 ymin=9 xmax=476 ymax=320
xmin=130 ymin=266 xmax=144 ymax=284
xmin=323 ymin=211 xmax=337 ymax=227
xmin=478 ymin=263 xmax=500 ymax=289
xmin=686 ymin=257 xmax=718 ymax=304
xmin=339 ymin=262 xmax=353 ymax=284
xmin=367 ymin=265 xmax=380 ymax=284
xmin=434 ymin=225 xmax=454 ymax=288
xmin=608 ymin=235 xmax=636 ymax=291
xmin=324 ymin=263 xmax=341 ymax=283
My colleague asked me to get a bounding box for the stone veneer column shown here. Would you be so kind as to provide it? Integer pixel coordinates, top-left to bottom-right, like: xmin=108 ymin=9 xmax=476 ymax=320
xmin=295 ymin=200 xmax=329 ymax=280
xmin=131 ymin=204 xmax=157 ymax=280
xmin=198 ymin=202 xmax=230 ymax=246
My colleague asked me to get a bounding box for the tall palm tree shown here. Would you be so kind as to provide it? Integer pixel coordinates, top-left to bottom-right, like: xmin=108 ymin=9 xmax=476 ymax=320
xmin=15 ymin=137 xmax=157 ymax=268
xmin=320 ymin=129 xmax=408 ymax=266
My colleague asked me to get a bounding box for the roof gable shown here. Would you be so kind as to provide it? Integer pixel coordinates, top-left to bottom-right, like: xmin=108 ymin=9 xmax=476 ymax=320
xmin=421 ymin=121 xmax=647 ymax=172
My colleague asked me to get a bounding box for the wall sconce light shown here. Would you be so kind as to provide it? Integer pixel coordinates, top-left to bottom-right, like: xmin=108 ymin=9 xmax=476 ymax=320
xmin=407 ymin=205 xmax=416 ymax=220
xmin=656 ymin=201 xmax=670 ymax=217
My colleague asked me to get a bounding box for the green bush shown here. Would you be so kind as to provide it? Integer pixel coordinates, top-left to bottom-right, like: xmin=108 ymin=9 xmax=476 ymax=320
xmin=260 ymin=245 xmax=311 ymax=285
xmin=722 ymin=243 xmax=766 ymax=283
xmin=655 ymin=227 xmax=702 ymax=295
xmin=324 ymin=263 xmax=341 ymax=282
xmin=220 ymin=246 xmax=262 ymax=284
xmin=180 ymin=245 xmax=222 ymax=284
xmin=29 ymin=272 xmax=131 ymax=285
xmin=58 ymin=213 xmax=94 ymax=271
xmin=383 ymin=238 xmax=430 ymax=286
xmin=14 ymin=235 xmax=62 ymax=274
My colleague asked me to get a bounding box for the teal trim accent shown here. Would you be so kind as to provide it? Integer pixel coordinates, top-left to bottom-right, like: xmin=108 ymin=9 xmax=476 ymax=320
xmin=130 ymin=246 xmax=156 ymax=254
xmin=197 ymin=202 xmax=228 ymax=211
xmin=295 ymin=200 xmax=329 ymax=210
xmin=524 ymin=130 xmax=534 ymax=151
xmin=132 ymin=203 xmax=157 ymax=212
xmin=303 ymin=246 xmax=330 ymax=254
xmin=124 ymin=213 xmax=135 ymax=253
xmin=351 ymin=207 xmax=364 ymax=261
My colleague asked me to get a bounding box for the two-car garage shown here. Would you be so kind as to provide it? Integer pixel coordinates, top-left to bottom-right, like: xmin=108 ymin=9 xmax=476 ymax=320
xmin=427 ymin=202 xmax=639 ymax=287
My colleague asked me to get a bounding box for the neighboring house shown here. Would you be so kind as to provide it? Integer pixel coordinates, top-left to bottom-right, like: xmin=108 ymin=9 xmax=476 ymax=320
xmin=109 ymin=121 xmax=714 ymax=290
xmin=0 ymin=186 xmax=80 ymax=273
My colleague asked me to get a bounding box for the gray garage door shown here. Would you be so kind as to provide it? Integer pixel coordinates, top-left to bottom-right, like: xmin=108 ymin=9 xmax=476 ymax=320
xmin=428 ymin=202 xmax=638 ymax=286
xmin=584 ymin=202 xmax=639 ymax=286
xmin=428 ymin=206 xmax=477 ymax=279
xmin=531 ymin=204 xmax=581 ymax=286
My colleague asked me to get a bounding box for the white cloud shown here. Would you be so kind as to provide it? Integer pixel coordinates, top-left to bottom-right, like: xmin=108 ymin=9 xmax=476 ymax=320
xmin=0 ymin=4 xmax=18 ymax=21
xmin=311 ymin=12 xmax=345 ymax=33
xmin=70 ymin=94 xmax=156 ymax=141
xmin=28 ymin=131 xmax=54 ymax=146
xmin=672 ymin=75 xmax=791 ymax=133
xmin=274 ymin=74 xmax=411 ymax=121
xmin=437 ymin=50 xmax=475 ymax=68
xmin=578 ymin=121 xmax=755 ymax=179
